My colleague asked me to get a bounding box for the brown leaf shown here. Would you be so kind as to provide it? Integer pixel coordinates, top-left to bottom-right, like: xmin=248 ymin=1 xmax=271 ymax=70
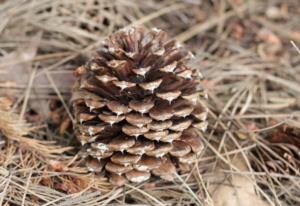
xmin=49 ymin=160 xmax=66 ymax=172
xmin=55 ymin=183 xmax=69 ymax=192
xmin=208 ymin=155 xmax=270 ymax=206
xmin=40 ymin=176 xmax=54 ymax=187
xmin=0 ymin=33 xmax=75 ymax=119
xmin=265 ymin=5 xmax=288 ymax=20
xmin=59 ymin=116 xmax=71 ymax=135
xmin=202 ymin=79 xmax=216 ymax=91
xmin=231 ymin=22 xmax=245 ymax=40
xmin=54 ymin=176 xmax=88 ymax=194
xmin=0 ymin=33 xmax=75 ymax=91
xmin=244 ymin=122 xmax=259 ymax=131
xmin=269 ymin=127 xmax=300 ymax=148
xmin=257 ymin=28 xmax=281 ymax=45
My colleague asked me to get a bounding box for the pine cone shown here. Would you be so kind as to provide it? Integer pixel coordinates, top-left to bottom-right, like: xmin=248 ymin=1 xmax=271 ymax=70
xmin=72 ymin=27 xmax=208 ymax=186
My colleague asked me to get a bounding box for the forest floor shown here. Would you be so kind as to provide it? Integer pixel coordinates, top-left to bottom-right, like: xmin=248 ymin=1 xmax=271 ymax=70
xmin=0 ymin=0 xmax=300 ymax=205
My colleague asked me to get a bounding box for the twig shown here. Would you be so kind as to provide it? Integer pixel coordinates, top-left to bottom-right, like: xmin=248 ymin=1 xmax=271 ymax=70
xmin=19 ymin=67 xmax=37 ymax=121
xmin=45 ymin=71 xmax=75 ymax=123
xmin=174 ymin=5 xmax=247 ymax=42
xmin=125 ymin=184 xmax=165 ymax=206
xmin=21 ymin=170 xmax=32 ymax=206
xmin=291 ymin=40 xmax=300 ymax=54
xmin=127 ymin=3 xmax=186 ymax=28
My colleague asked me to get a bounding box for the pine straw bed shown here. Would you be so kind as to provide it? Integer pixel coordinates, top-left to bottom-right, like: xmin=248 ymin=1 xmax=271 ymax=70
xmin=0 ymin=0 xmax=300 ymax=205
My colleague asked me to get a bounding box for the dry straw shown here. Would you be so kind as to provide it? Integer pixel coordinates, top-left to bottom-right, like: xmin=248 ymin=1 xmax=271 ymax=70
xmin=0 ymin=0 xmax=300 ymax=205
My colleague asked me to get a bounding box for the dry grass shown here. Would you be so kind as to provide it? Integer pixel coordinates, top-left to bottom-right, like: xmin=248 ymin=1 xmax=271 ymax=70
xmin=0 ymin=0 xmax=300 ymax=205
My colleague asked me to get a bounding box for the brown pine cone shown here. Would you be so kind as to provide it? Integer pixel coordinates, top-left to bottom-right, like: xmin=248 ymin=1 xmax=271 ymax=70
xmin=72 ymin=27 xmax=208 ymax=186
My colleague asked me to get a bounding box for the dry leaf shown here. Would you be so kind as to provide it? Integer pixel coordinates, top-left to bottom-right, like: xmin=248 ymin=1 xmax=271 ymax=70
xmin=256 ymin=29 xmax=283 ymax=60
xmin=231 ymin=22 xmax=245 ymax=40
xmin=208 ymin=155 xmax=270 ymax=206
xmin=265 ymin=6 xmax=288 ymax=20
xmin=0 ymin=33 xmax=75 ymax=91
xmin=40 ymin=176 xmax=54 ymax=188
xmin=202 ymin=79 xmax=216 ymax=91
xmin=59 ymin=116 xmax=71 ymax=135
xmin=0 ymin=33 xmax=75 ymax=119
xmin=269 ymin=127 xmax=300 ymax=148
xmin=244 ymin=122 xmax=259 ymax=131
xmin=257 ymin=29 xmax=281 ymax=45
xmin=49 ymin=160 xmax=66 ymax=172
xmin=54 ymin=176 xmax=89 ymax=194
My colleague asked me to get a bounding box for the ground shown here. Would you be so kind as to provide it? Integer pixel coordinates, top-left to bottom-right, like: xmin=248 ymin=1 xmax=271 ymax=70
xmin=0 ymin=0 xmax=299 ymax=205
